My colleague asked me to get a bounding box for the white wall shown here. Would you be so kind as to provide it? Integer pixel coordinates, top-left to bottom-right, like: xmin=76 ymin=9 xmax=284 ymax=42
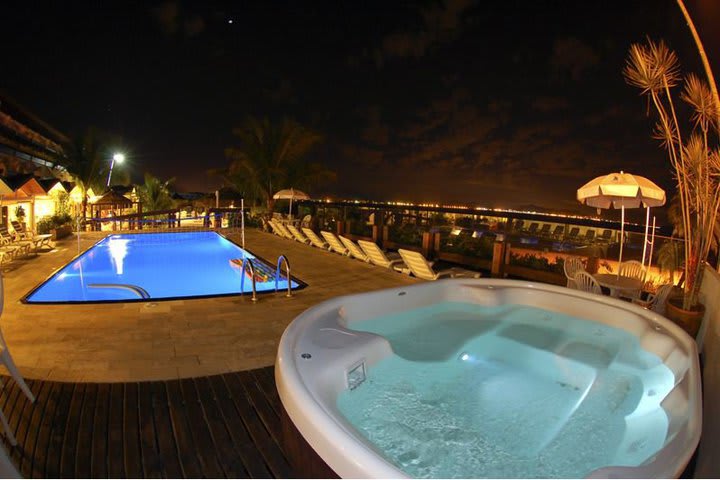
xmin=694 ymin=265 xmax=720 ymax=477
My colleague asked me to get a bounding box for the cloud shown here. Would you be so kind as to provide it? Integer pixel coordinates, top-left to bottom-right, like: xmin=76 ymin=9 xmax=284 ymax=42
xmin=550 ymin=37 xmax=600 ymax=82
xmin=151 ymin=1 xmax=205 ymax=37
xmin=373 ymin=0 xmax=476 ymax=66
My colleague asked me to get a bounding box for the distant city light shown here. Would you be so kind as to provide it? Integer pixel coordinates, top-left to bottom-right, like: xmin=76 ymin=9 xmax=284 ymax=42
xmin=228 ymin=19 xmax=233 ymax=24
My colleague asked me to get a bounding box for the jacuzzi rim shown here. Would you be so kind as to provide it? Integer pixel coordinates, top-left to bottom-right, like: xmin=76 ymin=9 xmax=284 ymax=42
xmin=276 ymin=278 xmax=702 ymax=479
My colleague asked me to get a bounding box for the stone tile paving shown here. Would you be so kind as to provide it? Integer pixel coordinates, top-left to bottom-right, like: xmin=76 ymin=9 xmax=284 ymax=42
xmin=1 ymin=229 xmax=419 ymax=382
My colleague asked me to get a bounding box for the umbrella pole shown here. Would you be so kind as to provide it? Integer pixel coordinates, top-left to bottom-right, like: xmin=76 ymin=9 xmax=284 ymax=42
xmin=641 ymin=206 xmax=650 ymax=268
xmin=289 ymin=197 xmax=293 ymax=219
xmin=617 ymin=205 xmax=625 ymax=280
xmin=241 ymin=198 xmax=245 ymax=250
xmin=648 ymin=215 xmax=656 ymax=273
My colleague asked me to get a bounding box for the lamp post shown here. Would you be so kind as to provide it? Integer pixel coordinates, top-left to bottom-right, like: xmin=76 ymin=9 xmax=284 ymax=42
xmin=107 ymin=153 xmax=124 ymax=187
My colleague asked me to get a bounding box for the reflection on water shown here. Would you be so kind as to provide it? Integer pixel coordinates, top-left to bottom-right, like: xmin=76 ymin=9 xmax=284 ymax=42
xmin=108 ymin=237 xmax=130 ymax=275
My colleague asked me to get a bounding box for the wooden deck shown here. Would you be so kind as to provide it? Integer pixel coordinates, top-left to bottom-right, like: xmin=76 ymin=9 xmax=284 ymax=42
xmin=0 ymin=366 xmax=309 ymax=478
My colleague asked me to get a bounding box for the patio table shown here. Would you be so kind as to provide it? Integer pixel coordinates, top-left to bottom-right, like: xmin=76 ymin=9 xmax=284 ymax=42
xmin=593 ymin=273 xmax=644 ymax=299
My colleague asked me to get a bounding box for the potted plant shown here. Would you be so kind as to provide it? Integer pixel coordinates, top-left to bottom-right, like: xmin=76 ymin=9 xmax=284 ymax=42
xmin=14 ymin=205 xmax=26 ymax=226
xmin=625 ymin=39 xmax=720 ymax=337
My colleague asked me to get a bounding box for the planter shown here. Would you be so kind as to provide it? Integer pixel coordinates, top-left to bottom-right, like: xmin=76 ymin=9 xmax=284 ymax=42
xmin=51 ymin=225 xmax=73 ymax=240
xmin=665 ymin=297 xmax=705 ymax=339
xmin=505 ymin=265 xmax=566 ymax=286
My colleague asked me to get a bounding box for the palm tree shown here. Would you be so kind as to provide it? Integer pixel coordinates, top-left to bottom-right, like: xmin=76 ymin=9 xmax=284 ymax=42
xmin=138 ymin=173 xmax=175 ymax=212
xmin=224 ymin=117 xmax=334 ymax=211
xmin=61 ymin=128 xmax=106 ymax=220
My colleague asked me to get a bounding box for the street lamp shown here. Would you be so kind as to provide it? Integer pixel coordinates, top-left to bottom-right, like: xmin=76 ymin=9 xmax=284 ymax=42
xmin=107 ymin=152 xmax=125 ymax=187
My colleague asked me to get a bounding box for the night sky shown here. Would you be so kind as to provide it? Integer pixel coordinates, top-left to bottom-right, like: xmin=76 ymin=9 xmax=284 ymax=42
xmin=2 ymin=0 xmax=719 ymax=220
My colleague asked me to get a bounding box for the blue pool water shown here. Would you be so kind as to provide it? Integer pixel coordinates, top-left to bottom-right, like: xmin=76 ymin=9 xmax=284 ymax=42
xmin=25 ymin=231 xmax=301 ymax=302
xmin=337 ymin=302 xmax=673 ymax=478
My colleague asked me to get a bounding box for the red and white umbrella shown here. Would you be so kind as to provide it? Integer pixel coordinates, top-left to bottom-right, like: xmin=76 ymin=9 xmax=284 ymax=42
xmin=578 ymin=171 xmax=666 ymax=274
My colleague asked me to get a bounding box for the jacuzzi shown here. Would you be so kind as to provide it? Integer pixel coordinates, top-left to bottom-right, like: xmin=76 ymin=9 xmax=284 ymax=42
xmin=276 ymin=279 xmax=701 ymax=478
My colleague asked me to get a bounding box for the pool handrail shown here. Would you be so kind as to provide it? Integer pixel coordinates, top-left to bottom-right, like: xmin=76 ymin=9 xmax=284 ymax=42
xmin=276 ymin=255 xmax=292 ymax=298
xmin=88 ymin=283 xmax=150 ymax=299
xmin=239 ymin=257 xmax=258 ymax=302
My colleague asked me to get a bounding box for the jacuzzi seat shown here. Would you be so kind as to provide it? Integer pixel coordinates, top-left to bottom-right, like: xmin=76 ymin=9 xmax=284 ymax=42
xmin=276 ymin=279 xmax=701 ymax=478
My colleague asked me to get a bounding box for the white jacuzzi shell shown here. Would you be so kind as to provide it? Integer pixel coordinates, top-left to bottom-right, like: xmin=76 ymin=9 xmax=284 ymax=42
xmin=276 ymin=279 xmax=702 ymax=478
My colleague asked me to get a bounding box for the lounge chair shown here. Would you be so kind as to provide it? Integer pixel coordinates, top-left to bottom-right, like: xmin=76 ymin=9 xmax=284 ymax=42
xmin=358 ymin=240 xmax=409 ymax=273
xmin=0 ymin=272 xmax=35 ymax=445
xmin=584 ymin=230 xmax=596 ymax=243
xmin=268 ymin=219 xmax=284 ymax=237
xmin=302 ymin=228 xmax=330 ymax=250
xmin=287 ymin=224 xmax=311 ymax=244
xmin=0 ymin=228 xmax=32 ymax=257
xmin=270 ymin=220 xmax=295 ymax=240
xmin=10 ymin=221 xmax=53 ymax=250
xmin=339 ymin=236 xmax=370 ymax=262
xmin=512 ymin=220 xmax=524 ymax=231
xmin=300 ymin=215 xmax=312 ymax=228
xmin=526 ymin=223 xmax=539 ymax=234
xmin=321 ymin=231 xmax=350 ymax=255
xmin=398 ymin=249 xmax=481 ymax=281
xmin=563 ymin=256 xmax=586 ymax=289
xmin=552 ymin=225 xmax=564 ymax=238
xmin=574 ymin=271 xmax=602 ymax=295
xmin=599 ymin=229 xmax=613 ymax=243
xmin=539 ymin=224 xmax=551 ymax=236
xmin=567 ymin=227 xmax=580 ymax=241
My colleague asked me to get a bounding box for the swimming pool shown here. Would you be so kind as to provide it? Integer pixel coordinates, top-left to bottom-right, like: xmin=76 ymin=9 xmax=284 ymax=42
xmin=24 ymin=231 xmax=304 ymax=303
xmin=276 ymin=279 xmax=701 ymax=478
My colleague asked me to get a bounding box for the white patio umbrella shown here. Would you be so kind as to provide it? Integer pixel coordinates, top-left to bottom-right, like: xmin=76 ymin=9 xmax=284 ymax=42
xmin=273 ymin=188 xmax=310 ymax=218
xmin=577 ymin=171 xmax=666 ymax=277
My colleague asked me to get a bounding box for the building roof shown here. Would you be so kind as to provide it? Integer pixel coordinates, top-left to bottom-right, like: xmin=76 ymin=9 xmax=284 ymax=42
xmin=92 ymin=190 xmax=133 ymax=206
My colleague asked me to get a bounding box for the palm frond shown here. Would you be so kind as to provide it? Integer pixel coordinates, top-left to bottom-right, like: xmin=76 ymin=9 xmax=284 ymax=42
xmin=681 ymin=73 xmax=716 ymax=130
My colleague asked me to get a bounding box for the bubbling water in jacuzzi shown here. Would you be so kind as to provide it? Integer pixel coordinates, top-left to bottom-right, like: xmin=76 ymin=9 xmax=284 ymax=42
xmin=337 ymin=301 xmax=675 ymax=478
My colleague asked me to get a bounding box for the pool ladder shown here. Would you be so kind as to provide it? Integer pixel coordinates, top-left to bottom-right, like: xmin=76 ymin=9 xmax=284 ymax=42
xmin=276 ymin=255 xmax=293 ymax=298
xmin=238 ymin=258 xmax=258 ymax=302
xmin=88 ymin=283 xmax=151 ymax=299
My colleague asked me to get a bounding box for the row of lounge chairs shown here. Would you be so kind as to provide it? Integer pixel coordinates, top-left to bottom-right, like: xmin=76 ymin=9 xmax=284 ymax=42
xmin=0 ymin=222 xmax=54 ymax=264
xmin=267 ymin=218 xmax=480 ymax=281
xmin=512 ymin=221 xmax=614 ymax=243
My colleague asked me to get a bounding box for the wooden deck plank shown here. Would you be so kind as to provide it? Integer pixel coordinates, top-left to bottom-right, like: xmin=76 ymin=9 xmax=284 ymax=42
xmin=179 ymin=377 xmax=225 ymax=478
xmin=107 ymin=383 xmax=125 ymax=478
xmin=123 ymin=383 xmax=143 ymax=479
xmin=74 ymin=382 xmax=97 ymax=478
xmin=44 ymin=383 xmax=75 ymax=478
xmin=223 ymin=372 xmax=292 ymax=478
xmin=251 ymin=367 xmax=282 ymax=417
xmin=20 ymin=381 xmax=50 ymax=478
xmin=150 ymin=381 xmax=183 ymax=479
xmin=30 ymin=381 xmax=62 ymax=478
xmin=1 ymin=379 xmax=23 ymax=450
xmin=59 ymin=382 xmax=85 ymax=478
xmin=137 ymin=381 xmax=163 ymax=478
xmin=11 ymin=380 xmax=39 ymax=469
xmin=165 ymin=379 xmax=203 ymax=478
xmin=91 ymin=383 xmax=109 ymax=478
xmin=208 ymin=375 xmax=272 ymax=478
xmin=237 ymin=371 xmax=283 ymax=446
xmin=194 ymin=376 xmax=249 ymax=478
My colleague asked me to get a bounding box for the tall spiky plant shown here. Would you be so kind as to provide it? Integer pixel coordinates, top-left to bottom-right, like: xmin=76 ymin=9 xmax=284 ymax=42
xmin=625 ymin=39 xmax=720 ymax=310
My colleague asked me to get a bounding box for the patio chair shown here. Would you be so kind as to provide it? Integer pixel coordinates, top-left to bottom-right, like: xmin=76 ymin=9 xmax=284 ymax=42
xmin=0 ymin=272 xmax=35 ymax=446
xmin=633 ymin=283 xmax=674 ymax=316
xmin=11 ymin=220 xmax=53 ymax=250
xmin=552 ymin=225 xmax=564 ymax=238
xmin=339 ymin=236 xmax=370 ymax=262
xmin=539 ymin=224 xmax=551 ymax=236
xmin=574 ymin=271 xmax=603 ymax=295
xmin=287 ymin=224 xmax=311 ymax=245
xmin=618 ymin=260 xmax=646 ymax=300
xmin=398 ymin=249 xmax=481 ymax=281
xmin=302 ymin=228 xmax=330 ymax=250
xmin=358 ymin=240 xmax=409 ymax=273
xmin=526 ymin=223 xmax=539 ymax=234
xmin=563 ymin=256 xmax=586 ymax=289
xmin=321 ymin=231 xmax=350 ymax=255
xmin=567 ymin=227 xmax=580 ymax=241
xmin=584 ymin=230 xmax=596 ymax=243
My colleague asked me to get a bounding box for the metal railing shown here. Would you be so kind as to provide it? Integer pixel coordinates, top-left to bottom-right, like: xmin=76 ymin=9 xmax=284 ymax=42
xmin=239 ymin=257 xmax=258 ymax=302
xmin=88 ymin=283 xmax=151 ymax=299
xmin=276 ymin=255 xmax=292 ymax=298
